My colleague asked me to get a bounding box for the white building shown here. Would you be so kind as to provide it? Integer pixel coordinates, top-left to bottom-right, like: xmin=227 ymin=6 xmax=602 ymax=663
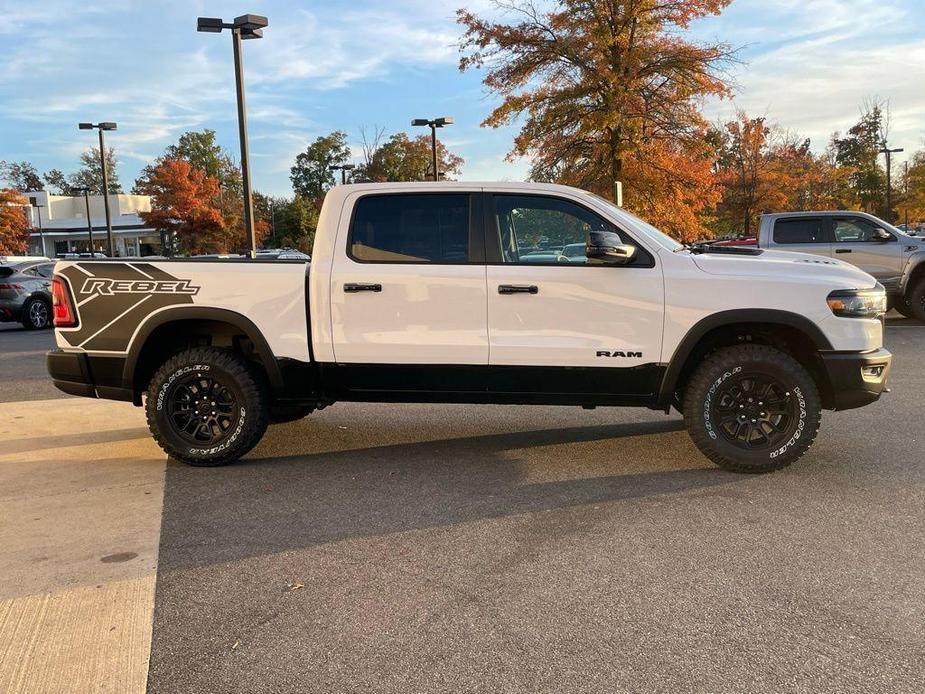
xmin=23 ymin=190 xmax=163 ymax=257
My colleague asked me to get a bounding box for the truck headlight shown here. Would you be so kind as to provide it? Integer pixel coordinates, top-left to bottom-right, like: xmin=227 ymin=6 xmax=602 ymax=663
xmin=827 ymin=287 xmax=887 ymax=318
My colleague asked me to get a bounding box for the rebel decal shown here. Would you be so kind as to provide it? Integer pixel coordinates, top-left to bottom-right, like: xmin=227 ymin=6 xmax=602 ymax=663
xmin=57 ymin=263 xmax=198 ymax=352
xmin=79 ymin=278 xmax=200 ymax=296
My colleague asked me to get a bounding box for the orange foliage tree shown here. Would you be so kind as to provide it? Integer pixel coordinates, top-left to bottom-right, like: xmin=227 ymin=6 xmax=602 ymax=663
xmin=0 ymin=188 xmax=31 ymax=255
xmin=458 ymin=0 xmax=736 ymax=241
xmin=136 ymin=158 xmax=267 ymax=255
xmin=136 ymin=158 xmax=226 ymax=255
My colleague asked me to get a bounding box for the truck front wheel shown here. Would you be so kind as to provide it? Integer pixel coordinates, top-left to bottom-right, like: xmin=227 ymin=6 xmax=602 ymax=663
xmin=682 ymin=344 xmax=821 ymax=473
xmin=901 ymin=278 xmax=925 ymax=321
xmin=145 ymin=347 xmax=269 ymax=466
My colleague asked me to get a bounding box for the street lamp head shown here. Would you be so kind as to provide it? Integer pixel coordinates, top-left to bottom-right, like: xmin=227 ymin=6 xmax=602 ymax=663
xmin=234 ymin=14 xmax=268 ymax=30
xmin=98 ymin=122 xmax=117 ymax=131
xmin=197 ymin=17 xmax=225 ymax=32
xmin=411 ymin=118 xmax=430 ymax=127
xmin=78 ymin=122 xmax=93 ymax=130
xmin=434 ymin=116 xmax=454 ymax=127
xmin=343 ymin=164 xmax=356 ymax=171
xmin=240 ymin=28 xmax=263 ymax=40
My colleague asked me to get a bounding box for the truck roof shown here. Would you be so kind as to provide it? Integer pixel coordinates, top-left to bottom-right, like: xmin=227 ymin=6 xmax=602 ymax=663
xmin=760 ymin=210 xmax=875 ymax=219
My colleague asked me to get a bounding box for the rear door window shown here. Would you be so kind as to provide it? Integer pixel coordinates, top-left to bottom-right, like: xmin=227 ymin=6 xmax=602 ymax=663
xmin=349 ymin=194 xmax=471 ymax=263
xmin=772 ymin=218 xmax=828 ymax=244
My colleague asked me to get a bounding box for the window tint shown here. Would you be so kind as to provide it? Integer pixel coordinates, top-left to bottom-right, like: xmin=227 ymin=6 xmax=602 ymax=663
xmin=350 ymin=194 xmax=470 ymax=263
xmin=773 ymin=218 xmax=827 ymax=244
xmin=833 ymin=218 xmax=888 ymax=243
xmin=492 ymin=194 xmax=649 ymax=266
xmin=37 ymin=264 xmax=54 ymax=278
xmin=21 ymin=266 xmax=39 ymax=277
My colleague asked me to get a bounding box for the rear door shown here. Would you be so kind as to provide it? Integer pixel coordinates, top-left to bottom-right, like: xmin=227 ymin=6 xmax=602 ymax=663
xmin=831 ymin=215 xmax=903 ymax=288
xmin=484 ymin=192 xmax=664 ymax=400
xmin=329 ymin=191 xmax=488 ymax=367
xmin=769 ymin=217 xmax=833 ymax=257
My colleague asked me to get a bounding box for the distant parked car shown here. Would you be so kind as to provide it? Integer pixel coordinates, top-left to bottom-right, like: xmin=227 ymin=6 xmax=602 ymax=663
xmin=711 ymin=236 xmax=758 ymax=247
xmin=561 ymin=242 xmax=588 ymax=262
xmin=0 ymin=258 xmax=55 ymax=329
xmin=257 ymin=248 xmax=311 ymax=261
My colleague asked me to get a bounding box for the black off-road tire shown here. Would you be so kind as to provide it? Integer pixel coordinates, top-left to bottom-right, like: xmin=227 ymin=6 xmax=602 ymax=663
xmin=21 ymin=297 xmax=51 ymax=330
xmin=903 ymin=278 xmax=925 ymax=322
xmin=268 ymin=404 xmax=316 ymax=424
xmin=682 ymin=344 xmax=821 ymax=473
xmin=145 ymin=347 xmax=269 ymax=466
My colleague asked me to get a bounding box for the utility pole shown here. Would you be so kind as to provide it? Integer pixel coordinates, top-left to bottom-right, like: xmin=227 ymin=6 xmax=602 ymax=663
xmin=879 ymin=144 xmax=904 ymax=222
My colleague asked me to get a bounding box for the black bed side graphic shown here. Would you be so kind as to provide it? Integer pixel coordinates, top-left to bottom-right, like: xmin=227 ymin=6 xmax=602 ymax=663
xmin=58 ymin=263 xmax=198 ymax=351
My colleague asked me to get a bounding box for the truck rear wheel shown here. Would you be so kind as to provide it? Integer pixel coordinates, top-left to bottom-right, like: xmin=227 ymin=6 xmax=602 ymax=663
xmin=682 ymin=344 xmax=821 ymax=473
xmin=145 ymin=347 xmax=269 ymax=466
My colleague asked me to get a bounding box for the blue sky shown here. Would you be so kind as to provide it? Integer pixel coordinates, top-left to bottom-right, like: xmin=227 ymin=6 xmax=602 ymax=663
xmin=2 ymin=0 xmax=924 ymax=196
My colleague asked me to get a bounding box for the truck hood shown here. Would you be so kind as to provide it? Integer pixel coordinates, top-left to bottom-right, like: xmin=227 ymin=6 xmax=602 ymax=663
xmin=687 ymin=248 xmax=878 ymax=288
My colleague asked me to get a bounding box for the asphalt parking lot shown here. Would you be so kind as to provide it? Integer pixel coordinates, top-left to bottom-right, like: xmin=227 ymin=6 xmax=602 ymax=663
xmin=1 ymin=317 xmax=924 ymax=693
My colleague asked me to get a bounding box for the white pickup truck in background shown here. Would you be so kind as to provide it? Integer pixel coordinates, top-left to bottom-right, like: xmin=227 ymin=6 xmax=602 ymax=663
xmin=47 ymin=182 xmax=891 ymax=473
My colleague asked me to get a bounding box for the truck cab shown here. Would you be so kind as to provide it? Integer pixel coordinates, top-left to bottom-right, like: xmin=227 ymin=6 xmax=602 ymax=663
xmin=47 ymin=182 xmax=892 ymax=474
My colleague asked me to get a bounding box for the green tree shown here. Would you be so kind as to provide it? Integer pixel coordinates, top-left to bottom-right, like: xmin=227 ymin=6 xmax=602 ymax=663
xmin=69 ymin=147 xmax=122 ymax=194
xmin=43 ymin=169 xmax=70 ymax=194
xmin=831 ymin=101 xmax=887 ymax=215
xmin=290 ymin=131 xmax=351 ymax=203
xmin=0 ymin=161 xmax=43 ymax=192
xmin=163 ymin=129 xmax=241 ymax=190
xmin=256 ymin=194 xmax=319 ymax=253
xmin=357 ymin=132 xmax=463 ymax=182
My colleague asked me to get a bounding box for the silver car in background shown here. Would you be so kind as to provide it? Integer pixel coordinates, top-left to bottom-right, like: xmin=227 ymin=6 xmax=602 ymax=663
xmin=0 ymin=258 xmax=55 ymax=329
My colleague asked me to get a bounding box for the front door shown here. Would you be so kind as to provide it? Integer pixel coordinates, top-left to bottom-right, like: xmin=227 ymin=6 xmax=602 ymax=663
xmin=831 ymin=215 xmax=903 ymax=290
xmin=484 ymin=193 xmax=664 ymax=399
xmin=329 ymin=191 xmax=488 ymax=367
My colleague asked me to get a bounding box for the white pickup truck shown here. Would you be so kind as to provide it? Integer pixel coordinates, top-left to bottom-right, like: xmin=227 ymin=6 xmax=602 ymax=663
xmin=47 ymin=182 xmax=891 ymax=473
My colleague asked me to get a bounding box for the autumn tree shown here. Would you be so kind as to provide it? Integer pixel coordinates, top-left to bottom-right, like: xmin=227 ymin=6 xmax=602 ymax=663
xmin=135 ymin=158 xmax=228 ymax=255
xmin=897 ymin=150 xmax=925 ymax=225
xmin=163 ymin=129 xmax=240 ymax=188
xmin=0 ymin=161 xmax=43 ymax=192
xmin=0 ymin=189 xmax=31 ymax=255
xmin=357 ymin=132 xmax=464 ymax=182
xmin=69 ymin=147 xmax=122 ymax=194
xmin=458 ymin=0 xmax=735 ymax=241
xmin=290 ymin=131 xmax=351 ymax=205
xmin=712 ymin=113 xmax=790 ymax=235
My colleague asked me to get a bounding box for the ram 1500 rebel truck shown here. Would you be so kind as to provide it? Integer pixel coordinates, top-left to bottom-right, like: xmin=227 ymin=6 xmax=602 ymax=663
xmin=756 ymin=211 xmax=925 ymax=320
xmin=47 ymin=182 xmax=892 ymax=473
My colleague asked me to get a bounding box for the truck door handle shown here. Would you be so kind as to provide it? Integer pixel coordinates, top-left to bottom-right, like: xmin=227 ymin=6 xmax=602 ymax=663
xmin=344 ymin=283 xmax=382 ymax=293
xmin=498 ymin=284 xmax=538 ymax=295
xmin=835 ymin=249 xmax=852 ymax=254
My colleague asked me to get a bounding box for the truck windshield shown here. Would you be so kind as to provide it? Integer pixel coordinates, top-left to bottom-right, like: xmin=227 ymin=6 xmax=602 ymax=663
xmin=586 ymin=193 xmax=684 ymax=252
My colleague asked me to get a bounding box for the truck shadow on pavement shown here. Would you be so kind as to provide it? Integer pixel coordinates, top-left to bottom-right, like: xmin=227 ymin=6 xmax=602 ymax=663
xmin=156 ymin=418 xmax=741 ymax=573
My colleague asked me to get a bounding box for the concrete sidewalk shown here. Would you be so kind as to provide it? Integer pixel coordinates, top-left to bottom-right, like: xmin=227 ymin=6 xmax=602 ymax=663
xmin=0 ymin=398 xmax=164 ymax=694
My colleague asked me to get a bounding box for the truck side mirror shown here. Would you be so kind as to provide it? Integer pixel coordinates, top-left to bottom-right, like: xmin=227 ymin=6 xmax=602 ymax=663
xmin=872 ymin=228 xmax=893 ymax=241
xmin=586 ymin=230 xmax=636 ymax=265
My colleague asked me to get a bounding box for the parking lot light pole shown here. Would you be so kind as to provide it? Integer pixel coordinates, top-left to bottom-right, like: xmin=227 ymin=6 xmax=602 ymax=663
xmin=878 ymin=144 xmax=904 ymax=221
xmin=197 ymin=14 xmax=268 ymax=259
xmin=331 ymin=164 xmax=356 ymax=184
xmin=78 ymin=122 xmax=117 ymax=256
xmin=411 ymin=117 xmax=453 ymax=181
